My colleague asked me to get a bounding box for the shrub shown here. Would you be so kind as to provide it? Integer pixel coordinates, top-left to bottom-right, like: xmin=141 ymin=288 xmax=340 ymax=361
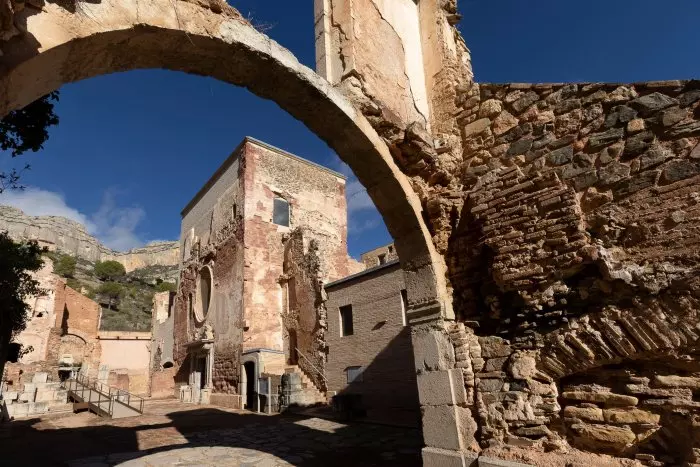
xmin=156 ymin=281 xmax=177 ymax=293
xmin=94 ymin=260 xmax=126 ymax=281
xmin=96 ymin=281 xmax=124 ymax=310
xmin=53 ymin=253 xmax=76 ymax=278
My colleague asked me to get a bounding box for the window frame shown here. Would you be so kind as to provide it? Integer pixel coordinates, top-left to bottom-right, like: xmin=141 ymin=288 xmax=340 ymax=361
xmin=346 ymin=366 xmax=363 ymax=383
xmin=339 ymin=304 xmax=354 ymax=337
xmin=272 ymin=196 xmax=290 ymax=227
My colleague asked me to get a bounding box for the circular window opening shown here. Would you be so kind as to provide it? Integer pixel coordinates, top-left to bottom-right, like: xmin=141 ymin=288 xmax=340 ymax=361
xmin=196 ymin=266 xmax=213 ymax=321
xmin=162 ymin=361 xmax=174 ymax=369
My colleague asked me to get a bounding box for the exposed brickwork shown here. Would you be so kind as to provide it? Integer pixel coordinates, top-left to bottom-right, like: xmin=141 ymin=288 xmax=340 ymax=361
xmin=280 ymin=229 xmax=328 ymax=392
xmin=325 ymin=263 xmax=419 ymax=427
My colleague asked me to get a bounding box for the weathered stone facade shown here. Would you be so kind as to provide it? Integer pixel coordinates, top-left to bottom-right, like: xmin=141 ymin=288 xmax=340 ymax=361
xmin=3 ymin=0 xmax=700 ymax=464
xmin=318 ymin=1 xmax=700 ymax=465
xmin=5 ymin=260 xmax=102 ymax=389
xmin=173 ymin=137 xmax=354 ymax=409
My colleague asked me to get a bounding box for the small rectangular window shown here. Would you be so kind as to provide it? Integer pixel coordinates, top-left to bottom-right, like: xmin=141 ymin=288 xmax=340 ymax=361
xmin=378 ymin=253 xmax=387 ymax=265
xmin=401 ymin=289 xmax=408 ymax=326
xmin=273 ymin=197 xmax=290 ymax=227
xmin=340 ymin=305 xmax=354 ymax=336
xmin=346 ymin=366 xmax=363 ymax=383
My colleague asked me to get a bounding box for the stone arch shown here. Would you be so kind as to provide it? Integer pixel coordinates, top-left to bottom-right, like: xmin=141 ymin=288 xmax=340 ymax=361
xmin=0 ymin=0 xmax=449 ymax=319
xmin=532 ymin=303 xmax=700 ymax=462
xmin=58 ymin=333 xmax=88 ymax=364
xmin=536 ymin=303 xmax=700 ymax=381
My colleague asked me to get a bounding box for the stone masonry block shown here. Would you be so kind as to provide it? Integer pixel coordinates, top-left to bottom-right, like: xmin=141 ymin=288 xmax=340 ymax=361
xmin=422 ymin=405 xmax=478 ymax=451
xmin=417 ymin=369 xmax=467 ymax=406
xmin=421 ymin=447 xmax=477 ymax=467
xmin=32 ymin=372 xmax=48 ymax=384
xmin=413 ymin=326 xmax=455 ymax=372
xmin=478 ymin=457 xmax=535 ymax=467
xmin=422 ymin=405 xmax=463 ymax=451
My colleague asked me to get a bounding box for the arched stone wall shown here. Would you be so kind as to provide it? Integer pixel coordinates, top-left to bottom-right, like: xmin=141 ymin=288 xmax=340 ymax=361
xmin=0 ymin=0 xmax=449 ymax=319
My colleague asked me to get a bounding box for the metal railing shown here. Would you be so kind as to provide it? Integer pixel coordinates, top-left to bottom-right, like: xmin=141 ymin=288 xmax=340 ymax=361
xmin=294 ymin=347 xmax=328 ymax=388
xmin=67 ymin=374 xmax=145 ymax=416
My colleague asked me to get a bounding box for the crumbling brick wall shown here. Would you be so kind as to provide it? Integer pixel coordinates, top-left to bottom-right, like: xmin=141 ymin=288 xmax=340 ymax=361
xmin=281 ymin=228 xmax=328 ymax=392
xmin=432 ymin=81 xmax=700 ymax=463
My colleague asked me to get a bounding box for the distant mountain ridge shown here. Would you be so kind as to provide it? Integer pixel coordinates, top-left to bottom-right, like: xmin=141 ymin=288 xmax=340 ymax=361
xmin=0 ymin=205 xmax=180 ymax=272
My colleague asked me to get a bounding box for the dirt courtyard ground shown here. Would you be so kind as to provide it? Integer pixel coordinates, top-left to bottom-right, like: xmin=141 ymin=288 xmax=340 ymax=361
xmin=0 ymin=400 xmax=422 ymax=466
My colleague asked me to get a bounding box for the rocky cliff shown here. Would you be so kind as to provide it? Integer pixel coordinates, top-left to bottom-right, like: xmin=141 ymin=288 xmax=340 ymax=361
xmin=0 ymin=205 xmax=179 ymax=272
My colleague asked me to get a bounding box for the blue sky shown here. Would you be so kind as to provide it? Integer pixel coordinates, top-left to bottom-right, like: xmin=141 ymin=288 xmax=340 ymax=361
xmin=1 ymin=0 xmax=699 ymax=256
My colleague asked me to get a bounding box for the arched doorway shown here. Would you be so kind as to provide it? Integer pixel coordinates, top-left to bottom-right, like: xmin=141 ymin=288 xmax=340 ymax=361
xmin=0 ymin=0 xmax=449 ymax=320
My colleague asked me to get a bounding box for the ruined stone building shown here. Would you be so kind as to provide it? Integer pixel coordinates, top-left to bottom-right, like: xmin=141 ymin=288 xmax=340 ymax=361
xmin=3 ymin=258 xmax=155 ymax=419
xmin=150 ymin=291 xmax=177 ymax=398
xmin=4 ymin=0 xmax=700 ymax=464
xmin=173 ymin=137 xmax=358 ymax=408
xmin=171 ymin=137 xmax=422 ymax=423
xmin=359 ymin=242 xmax=399 ymax=268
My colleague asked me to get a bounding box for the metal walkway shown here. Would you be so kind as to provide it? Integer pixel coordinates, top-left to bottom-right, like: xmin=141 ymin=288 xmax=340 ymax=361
xmin=67 ymin=375 xmax=144 ymax=419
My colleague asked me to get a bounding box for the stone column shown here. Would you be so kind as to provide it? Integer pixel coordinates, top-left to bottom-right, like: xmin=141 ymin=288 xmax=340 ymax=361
xmin=410 ymin=311 xmax=478 ymax=467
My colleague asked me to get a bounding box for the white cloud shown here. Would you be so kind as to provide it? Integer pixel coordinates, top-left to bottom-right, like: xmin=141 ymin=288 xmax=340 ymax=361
xmin=0 ymin=188 xmax=93 ymax=228
xmin=0 ymin=187 xmax=150 ymax=252
xmin=91 ymin=189 xmax=146 ymax=251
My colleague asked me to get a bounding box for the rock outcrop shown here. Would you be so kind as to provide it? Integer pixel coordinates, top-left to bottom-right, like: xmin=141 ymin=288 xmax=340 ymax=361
xmin=0 ymin=206 xmax=179 ymax=272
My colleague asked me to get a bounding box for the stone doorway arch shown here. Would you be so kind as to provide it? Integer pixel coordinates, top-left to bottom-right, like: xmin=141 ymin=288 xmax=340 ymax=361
xmin=0 ymin=0 xmax=449 ymax=321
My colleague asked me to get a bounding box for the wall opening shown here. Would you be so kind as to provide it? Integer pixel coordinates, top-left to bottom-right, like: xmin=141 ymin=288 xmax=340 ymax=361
xmin=273 ymin=197 xmax=290 ymax=227
xmin=340 ymin=305 xmax=354 ymax=337
xmin=196 ymin=267 xmax=212 ymax=321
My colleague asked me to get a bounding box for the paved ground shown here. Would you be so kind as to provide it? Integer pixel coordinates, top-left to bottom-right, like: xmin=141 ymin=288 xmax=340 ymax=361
xmin=0 ymin=400 xmax=421 ymax=466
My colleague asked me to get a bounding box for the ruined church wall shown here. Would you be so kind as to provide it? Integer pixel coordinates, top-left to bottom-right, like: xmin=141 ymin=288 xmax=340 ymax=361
xmin=11 ymin=258 xmax=57 ymax=364
xmin=241 ymin=141 xmax=350 ymax=353
xmin=281 ymin=229 xmax=328 ymax=391
xmin=445 ymin=79 xmax=700 ymax=461
xmin=175 ymin=146 xmax=246 ymax=395
xmin=319 ymin=3 xmax=700 ymax=458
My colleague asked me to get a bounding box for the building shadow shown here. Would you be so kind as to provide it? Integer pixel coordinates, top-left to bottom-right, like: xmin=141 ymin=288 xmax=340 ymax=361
xmin=0 ymin=404 xmax=421 ymax=466
xmin=330 ymin=328 xmax=421 ymax=429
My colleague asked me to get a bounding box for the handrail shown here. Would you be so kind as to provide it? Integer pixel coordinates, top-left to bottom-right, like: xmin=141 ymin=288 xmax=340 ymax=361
xmin=294 ymin=347 xmax=328 ymax=386
xmin=69 ymin=374 xmax=145 ymax=415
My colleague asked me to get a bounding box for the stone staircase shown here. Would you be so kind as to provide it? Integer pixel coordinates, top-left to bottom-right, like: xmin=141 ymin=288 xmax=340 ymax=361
xmin=1 ymin=372 xmax=72 ymax=420
xmin=283 ymin=365 xmax=327 ymax=406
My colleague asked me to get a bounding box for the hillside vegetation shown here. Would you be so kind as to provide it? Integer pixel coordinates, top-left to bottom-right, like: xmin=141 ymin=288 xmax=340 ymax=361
xmin=45 ymin=252 xmax=178 ymax=332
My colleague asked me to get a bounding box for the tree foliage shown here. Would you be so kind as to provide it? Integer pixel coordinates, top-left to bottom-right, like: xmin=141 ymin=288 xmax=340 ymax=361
xmin=96 ymin=282 xmax=124 ymax=310
xmin=94 ymin=260 xmax=126 ymax=281
xmin=0 ymin=92 xmax=60 ymax=192
xmin=53 ymin=253 xmax=77 ymax=278
xmin=156 ymin=281 xmax=177 ymax=293
xmin=0 ymin=232 xmax=46 ymax=339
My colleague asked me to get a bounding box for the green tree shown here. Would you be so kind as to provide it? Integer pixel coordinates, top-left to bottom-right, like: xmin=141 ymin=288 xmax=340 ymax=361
xmin=94 ymin=260 xmax=126 ymax=281
xmin=97 ymin=282 xmax=124 ymax=310
xmin=0 ymin=232 xmax=45 ymax=378
xmin=0 ymin=92 xmax=60 ymax=192
xmin=156 ymin=281 xmax=177 ymax=293
xmin=53 ymin=253 xmax=77 ymax=278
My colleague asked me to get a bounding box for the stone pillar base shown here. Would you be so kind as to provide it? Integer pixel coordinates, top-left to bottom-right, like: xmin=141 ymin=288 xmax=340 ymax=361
xmin=422 ymin=447 xmax=477 ymax=467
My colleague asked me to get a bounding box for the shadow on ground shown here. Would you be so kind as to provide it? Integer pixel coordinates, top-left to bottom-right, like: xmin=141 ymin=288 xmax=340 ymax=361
xmin=0 ymin=402 xmax=421 ymax=466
